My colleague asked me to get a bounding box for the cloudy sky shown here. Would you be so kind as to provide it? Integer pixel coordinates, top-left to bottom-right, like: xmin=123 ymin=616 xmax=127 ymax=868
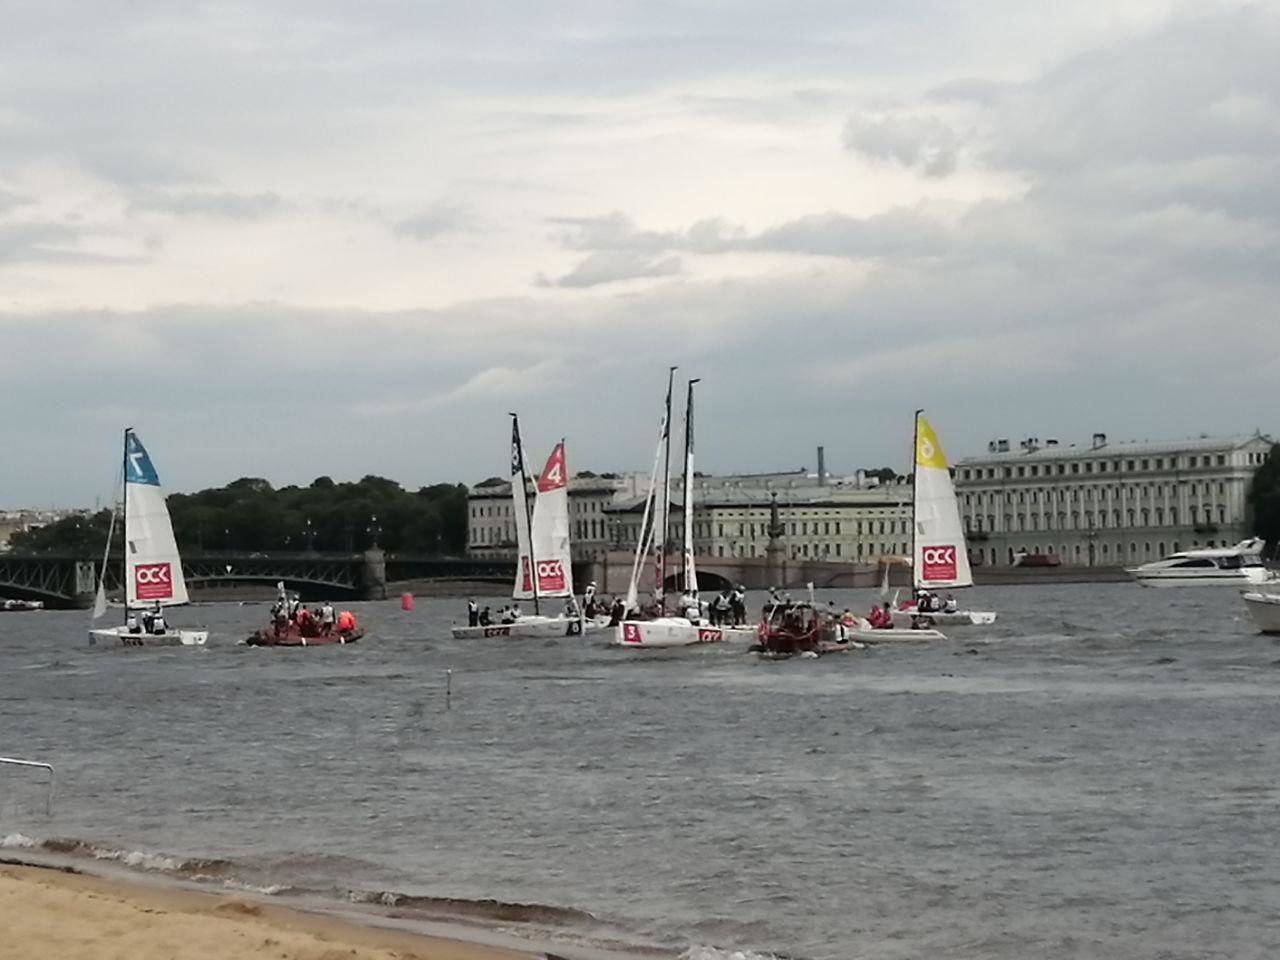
xmin=2 ymin=1 xmax=1277 ymax=505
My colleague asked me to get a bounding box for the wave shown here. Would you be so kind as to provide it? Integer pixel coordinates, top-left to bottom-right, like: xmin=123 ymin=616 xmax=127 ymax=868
xmin=349 ymin=889 xmax=597 ymax=926
xmin=681 ymin=949 xmax=786 ymax=960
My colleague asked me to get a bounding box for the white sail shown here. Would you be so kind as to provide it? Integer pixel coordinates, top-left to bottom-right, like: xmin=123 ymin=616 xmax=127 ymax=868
xmin=624 ymin=422 xmax=665 ymax=613
xmin=912 ymin=414 xmax=973 ymax=589
xmin=123 ymin=430 xmax=190 ymax=609
xmin=528 ymin=441 xmax=574 ymax=599
xmin=509 ymin=417 xmax=538 ymax=601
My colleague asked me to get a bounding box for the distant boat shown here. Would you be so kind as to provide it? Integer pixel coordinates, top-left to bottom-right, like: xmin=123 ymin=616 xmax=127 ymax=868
xmin=451 ymin=419 xmax=607 ymax=639
xmin=88 ymin=429 xmax=208 ymax=647
xmin=1127 ymin=539 xmax=1271 ymax=588
xmin=614 ymin=373 xmax=747 ymax=648
xmin=889 ymin=412 xmax=993 ymax=630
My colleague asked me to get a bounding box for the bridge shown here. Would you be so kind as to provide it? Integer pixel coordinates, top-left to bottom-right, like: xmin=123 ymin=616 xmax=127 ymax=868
xmin=0 ymin=551 xmax=542 ymax=608
xmin=580 ymin=551 xmax=906 ymax=595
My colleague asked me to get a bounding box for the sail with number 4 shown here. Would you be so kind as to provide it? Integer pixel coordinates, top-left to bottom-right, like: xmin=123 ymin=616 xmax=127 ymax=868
xmin=528 ymin=441 xmax=574 ymax=599
xmin=122 ymin=429 xmax=191 ymax=610
xmin=911 ymin=413 xmax=973 ymax=590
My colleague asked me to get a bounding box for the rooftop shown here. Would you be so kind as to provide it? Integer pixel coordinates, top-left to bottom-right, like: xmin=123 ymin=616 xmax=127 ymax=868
xmin=958 ymin=433 xmax=1271 ymax=465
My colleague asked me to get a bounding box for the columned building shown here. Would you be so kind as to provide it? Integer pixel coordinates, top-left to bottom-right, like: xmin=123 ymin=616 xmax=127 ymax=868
xmin=605 ymin=471 xmax=913 ymax=563
xmin=954 ymin=433 xmax=1272 ymax=567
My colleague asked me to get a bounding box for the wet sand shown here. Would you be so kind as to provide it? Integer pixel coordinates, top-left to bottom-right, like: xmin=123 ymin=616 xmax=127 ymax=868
xmin=0 ymin=863 xmax=536 ymax=960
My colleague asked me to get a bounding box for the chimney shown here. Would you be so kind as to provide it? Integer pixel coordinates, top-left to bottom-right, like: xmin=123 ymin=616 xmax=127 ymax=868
xmin=817 ymin=446 xmax=827 ymax=486
xmin=1092 ymin=432 xmax=1107 ymax=449
xmin=997 ymin=439 xmax=1010 ymax=453
xmin=1046 ymin=438 xmax=1059 ymax=447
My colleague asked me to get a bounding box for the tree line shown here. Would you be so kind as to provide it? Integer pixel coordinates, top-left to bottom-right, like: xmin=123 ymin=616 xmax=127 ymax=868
xmin=8 ymin=476 xmax=469 ymax=556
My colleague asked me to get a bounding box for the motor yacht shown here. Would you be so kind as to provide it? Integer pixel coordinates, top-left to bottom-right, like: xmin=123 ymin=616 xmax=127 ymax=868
xmin=1126 ymin=538 xmax=1271 ymax=587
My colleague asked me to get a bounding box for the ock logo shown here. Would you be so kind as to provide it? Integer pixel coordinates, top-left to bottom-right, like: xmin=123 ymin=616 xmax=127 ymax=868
xmin=921 ymin=546 xmax=957 ymax=581
xmin=621 ymin=623 xmax=641 ymax=643
xmin=536 ymin=559 xmax=566 ymax=593
xmin=134 ymin=562 xmax=173 ymax=600
xmin=697 ymin=628 xmax=722 ymax=643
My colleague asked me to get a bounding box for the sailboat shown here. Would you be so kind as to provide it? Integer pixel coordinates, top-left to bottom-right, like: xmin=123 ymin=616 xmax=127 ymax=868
xmin=451 ymin=418 xmax=607 ymax=639
xmin=88 ymin=429 xmax=208 ymax=647
xmin=890 ymin=411 xmax=996 ymax=629
xmin=614 ymin=374 xmax=728 ymax=648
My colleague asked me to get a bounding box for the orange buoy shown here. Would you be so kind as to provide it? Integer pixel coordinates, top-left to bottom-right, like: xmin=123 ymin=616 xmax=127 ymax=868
xmin=401 ymin=592 xmax=414 ymax=611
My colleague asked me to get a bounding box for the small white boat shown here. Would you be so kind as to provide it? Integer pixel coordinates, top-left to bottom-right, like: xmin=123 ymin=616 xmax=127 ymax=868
xmin=848 ymin=620 xmax=948 ymax=644
xmin=612 ymin=374 xmax=735 ymax=650
xmin=903 ymin=411 xmax=997 ymax=626
xmin=87 ymin=428 xmax=207 ymax=648
xmin=1242 ymin=591 xmax=1280 ymax=634
xmin=1127 ymin=539 xmax=1271 ymax=588
xmin=1 ymin=599 xmax=44 ymax=612
xmin=451 ymin=422 xmax=605 ymax=639
xmin=614 ymin=617 xmax=725 ymax=648
xmin=890 ymin=607 xmax=997 ymax=628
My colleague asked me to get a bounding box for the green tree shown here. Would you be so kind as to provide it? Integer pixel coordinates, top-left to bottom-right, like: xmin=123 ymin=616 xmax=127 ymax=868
xmin=1248 ymin=443 xmax=1280 ymax=559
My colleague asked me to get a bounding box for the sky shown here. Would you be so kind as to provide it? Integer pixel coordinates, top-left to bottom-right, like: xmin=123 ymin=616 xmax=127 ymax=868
xmin=2 ymin=1 xmax=1278 ymax=505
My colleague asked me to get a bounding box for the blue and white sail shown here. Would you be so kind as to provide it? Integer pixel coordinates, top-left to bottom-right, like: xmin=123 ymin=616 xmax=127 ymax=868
xmin=123 ymin=429 xmax=190 ymax=609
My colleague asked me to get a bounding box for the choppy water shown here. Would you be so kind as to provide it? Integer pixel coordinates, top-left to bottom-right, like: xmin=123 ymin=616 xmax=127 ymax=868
xmin=2 ymin=584 xmax=1279 ymax=959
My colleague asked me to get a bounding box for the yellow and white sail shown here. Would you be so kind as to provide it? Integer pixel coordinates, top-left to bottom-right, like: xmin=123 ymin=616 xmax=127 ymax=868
xmin=912 ymin=414 xmax=973 ymax=590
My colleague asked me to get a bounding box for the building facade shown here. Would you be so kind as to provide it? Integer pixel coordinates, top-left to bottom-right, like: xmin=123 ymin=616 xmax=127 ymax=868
xmin=606 ymin=471 xmax=913 ymax=563
xmin=466 ymin=473 xmax=651 ymax=560
xmin=955 ymin=433 xmax=1273 ymax=566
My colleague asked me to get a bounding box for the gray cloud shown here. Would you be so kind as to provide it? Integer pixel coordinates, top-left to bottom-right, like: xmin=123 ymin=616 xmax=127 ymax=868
xmin=842 ymin=113 xmax=963 ymax=177
xmin=126 ymin=189 xmax=295 ymax=220
xmin=538 ymin=250 xmax=684 ymax=288
xmin=393 ymin=202 xmax=477 ymax=240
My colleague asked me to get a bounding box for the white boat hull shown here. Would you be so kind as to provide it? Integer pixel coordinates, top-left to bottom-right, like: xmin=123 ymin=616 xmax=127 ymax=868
xmin=450 ymin=616 xmax=609 ymax=640
xmin=89 ymin=626 xmax=208 ymax=647
xmin=613 ymin=618 xmax=726 ymax=648
xmin=1242 ymin=592 xmax=1280 ymax=634
xmin=890 ymin=607 xmax=996 ymax=627
xmin=1128 ymin=569 xmax=1271 ymax=588
xmin=849 ymin=625 xmax=948 ymax=643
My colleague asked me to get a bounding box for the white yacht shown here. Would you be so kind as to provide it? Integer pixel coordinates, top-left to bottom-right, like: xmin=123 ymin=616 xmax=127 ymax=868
xmin=1241 ymin=590 xmax=1280 ymax=634
xmin=1126 ymin=538 xmax=1271 ymax=588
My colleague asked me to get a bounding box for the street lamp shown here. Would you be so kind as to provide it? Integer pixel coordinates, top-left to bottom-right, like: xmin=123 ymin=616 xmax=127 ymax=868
xmin=366 ymin=514 xmax=381 ymax=549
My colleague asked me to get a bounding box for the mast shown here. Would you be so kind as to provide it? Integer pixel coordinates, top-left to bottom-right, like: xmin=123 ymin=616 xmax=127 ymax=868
xmin=654 ymin=366 xmax=677 ymax=611
xmin=912 ymin=408 xmax=923 ymax=592
xmin=510 ymin=413 xmax=541 ymax=615
xmin=681 ymin=378 xmax=700 ymax=594
xmin=121 ymin=427 xmax=130 ymax=623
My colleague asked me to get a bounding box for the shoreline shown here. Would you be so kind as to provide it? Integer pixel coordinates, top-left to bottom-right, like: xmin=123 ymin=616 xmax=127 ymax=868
xmin=0 ymin=847 xmax=673 ymax=960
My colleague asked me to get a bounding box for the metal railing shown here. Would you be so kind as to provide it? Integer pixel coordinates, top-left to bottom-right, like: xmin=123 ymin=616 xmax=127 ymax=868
xmin=0 ymin=757 xmax=55 ymax=816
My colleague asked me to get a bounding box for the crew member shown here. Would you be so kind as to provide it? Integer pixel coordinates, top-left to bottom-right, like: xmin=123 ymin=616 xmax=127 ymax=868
xmin=467 ymin=598 xmax=479 ymax=627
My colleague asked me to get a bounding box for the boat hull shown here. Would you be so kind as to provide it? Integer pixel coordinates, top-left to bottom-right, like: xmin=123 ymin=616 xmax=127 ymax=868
xmin=1 ymin=600 xmax=44 ymax=612
xmin=246 ymin=628 xmax=363 ymax=647
xmin=891 ymin=607 xmax=997 ymax=627
xmin=1128 ymin=569 xmax=1271 ymax=588
xmin=89 ymin=627 xmax=208 ymax=647
xmin=613 ymin=618 xmax=725 ymax=648
xmin=1242 ymin=592 xmax=1280 ymax=634
xmin=849 ymin=625 xmax=948 ymax=643
xmin=450 ymin=616 xmax=609 ymax=640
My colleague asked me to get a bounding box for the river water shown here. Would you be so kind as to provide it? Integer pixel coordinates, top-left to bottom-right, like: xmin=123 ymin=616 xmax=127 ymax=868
xmin=1 ymin=583 xmax=1278 ymax=959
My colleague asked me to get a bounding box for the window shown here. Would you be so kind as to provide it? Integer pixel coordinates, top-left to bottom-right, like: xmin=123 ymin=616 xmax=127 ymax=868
xmin=1018 ymin=466 xmax=1025 ymax=477
xmin=1085 ymin=462 xmax=1094 ymax=474
xmin=1127 ymin=460 xmax=1136 ymax=471
xmin=1141 ymin=459 xmax=1150 ymax=470
xmin=1071 ymin=463 xmax=1080 ymax=474
xmin=1099 ymin=462 xmax=1108 ymax=473
xmin=1031 ymin=465 xmax=1039 ymax=476
xmin=1217 ymin=455 xmax=1226 ymax=466
xmin=1169 ymin=558 xmax=1215 ymax=569
xmin=1057 ymin=464 xmax=1066 ymax=475
xmin=1156 ymin=458 xmax=1164 ymax=469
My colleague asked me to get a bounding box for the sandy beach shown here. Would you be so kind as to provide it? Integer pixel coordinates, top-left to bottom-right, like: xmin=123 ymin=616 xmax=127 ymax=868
xmin=0 ymin=863 xmax=537 ymax=960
